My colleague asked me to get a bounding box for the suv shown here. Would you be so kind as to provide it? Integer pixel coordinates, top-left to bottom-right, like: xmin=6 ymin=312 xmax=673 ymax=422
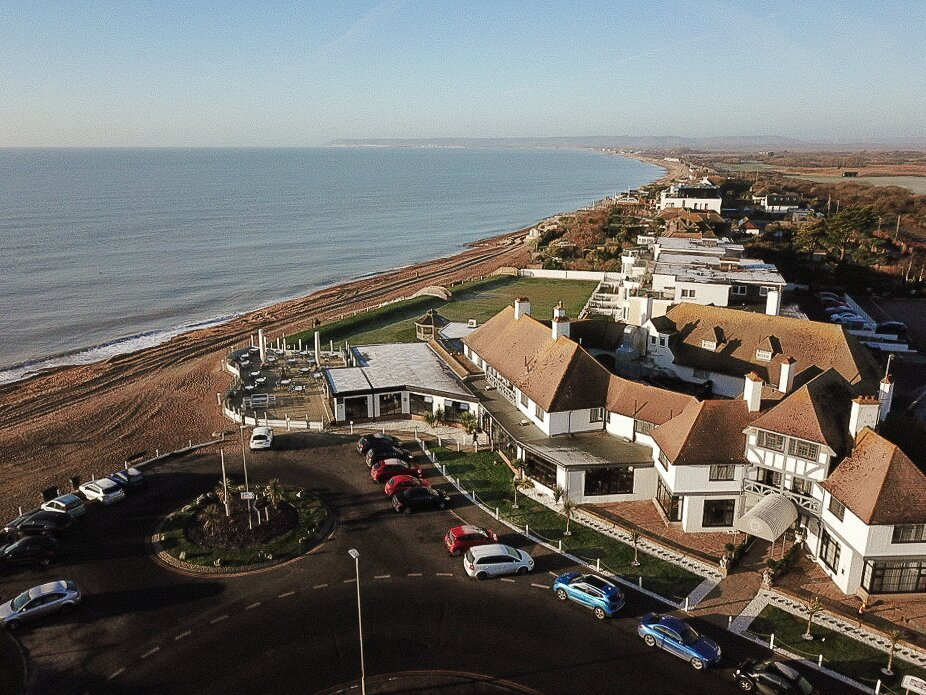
xmin=366 ymin=446 xmax=414 ymax=466
xmin=553 ymin=572 xmax=626 ymax=619
xmin=109 ymin=467 xmax=146 ymax=493
xmin=463 ymin=544 xmax=534 ymax=579
xmin=444 ymin=525 xmax=498 ymax=557
xmin=78 ymin=478 xmax=126 ymax=505
xmin=734 ymin=659 xmax=818 ymax=693
xmin=357 ymin=434 xmax=402 ymax=455
xmin=249 ymin=427 xmax=273 ymax=451
xmin=391 ymin=487 xmax=449 ymax=513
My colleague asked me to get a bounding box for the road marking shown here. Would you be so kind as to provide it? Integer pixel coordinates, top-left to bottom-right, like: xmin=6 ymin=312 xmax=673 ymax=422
xmin=245 ymin=602 xmax=261 ymax=610
xmin=373 ymin=574 xmax=391 ymax=579
xmin=448 ymin=510 xmax=467 ymax=523
xmin=210 ymin=615 xmax=229 ymax=624
xmin=343 ymin=578 xmax=356 ymax=584
xmin=174 ymin=630 xmax=192 ymax=641
xmin=141 ymin=647 xmax=160 ymax=659
xmin=407 ymin=572 xmax=423 ymax=577
xmin=501 ymin=578 xmax=516 ymax=583
xmin=278 ymin=590 xmax=295 ymax=598
xmin=531 ymin=583 xmax=550 ymax=589
xmin=436 ymin=572 xmax=453 ymax=577
xmin=548 ymin=571 xmax=558 ymax=577
xmin=107 ymin=667 xmax=125 ymax=680
xmin=313 ymin=583 xmax=328 ymax=589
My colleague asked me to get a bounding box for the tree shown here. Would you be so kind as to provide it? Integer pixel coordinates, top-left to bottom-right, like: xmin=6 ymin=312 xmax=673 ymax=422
xmin=825 ymin=207 xmax=877 ymax=263
xmin=630 ymin=530 xmax=641 ymax=566
xmin=201 ymin=504 xmax=223 ymax=536
xmin=882 ymin=629 xmax=907 ymax=676
xmin=511 ymin=475 xmax=533 ymax=509
xmin=424 ymin=408 xmax=444 ymax=427
xmin=794 ymin=218 xmax=829 ymax=257
xmin=561 ymin=497 xmax=577 ymax=536
xmin=552 ymin=484 xmax=565 ymax=506
xmin=459 ymin=411 xmax=478 ymax=434
xmin=802 ymin=596 xmax=824 ymax=640
xmin=265 ymin=478 xmax=284 ymax=508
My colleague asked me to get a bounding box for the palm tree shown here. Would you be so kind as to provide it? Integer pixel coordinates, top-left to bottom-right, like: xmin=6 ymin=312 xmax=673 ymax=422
xmin=552 ymin=484 xmax=564 ymax=506
xmin=265 ymin=478 xmax=284 ymax=508
xmin=630 ymin=530 xmax=641 ymax=566
xmin=562 ymin=497 xmax=576 ymax=536
xmin=511 ymin=475 xmax=532 ymax=509
xmin=802 ymin=596 xmax=824 ymax=640
xmin=882 ymin=629 xmax=907 ymax=676
xmin=201 ymin=504 xmax=223 ymax=536
xmin=459 ymin=411 xmax=477 ymax=434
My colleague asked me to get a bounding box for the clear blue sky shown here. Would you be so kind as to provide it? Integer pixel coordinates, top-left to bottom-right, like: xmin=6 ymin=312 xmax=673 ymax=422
xmin=1 ymin=0 xmax=924 ymax=146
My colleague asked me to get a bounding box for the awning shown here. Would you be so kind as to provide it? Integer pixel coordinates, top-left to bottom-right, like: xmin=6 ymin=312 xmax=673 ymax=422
xmin=734 ymin=493 xmax=798 ymax=542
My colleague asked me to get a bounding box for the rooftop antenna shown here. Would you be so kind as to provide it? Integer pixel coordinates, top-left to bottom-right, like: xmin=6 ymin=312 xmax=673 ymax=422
xmin=885 ymin=353 xmax=894 ymax=380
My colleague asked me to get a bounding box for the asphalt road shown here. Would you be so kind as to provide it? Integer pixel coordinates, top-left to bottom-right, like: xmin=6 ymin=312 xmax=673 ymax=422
xmin=0 ymin=433 xmax=849 ymax=695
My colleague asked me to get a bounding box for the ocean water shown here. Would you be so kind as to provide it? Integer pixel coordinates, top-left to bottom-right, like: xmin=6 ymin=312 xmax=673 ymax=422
xmin=0 ymin=147 xmax=662 ymax=382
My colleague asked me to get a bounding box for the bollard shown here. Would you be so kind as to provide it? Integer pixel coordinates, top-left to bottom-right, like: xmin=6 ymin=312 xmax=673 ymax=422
xmin=286 ymin=415 xmax=290 ymax=431
xmin=188 ymin=439 xmax=192 ymax=449
xmin=124 ymin=460 xmax=128 ymax=470
xmin=438 ymin=436 xmax=442 ymax=447
xmin=525 ymin=523 xmax=529 ymax=536
xmin=769 ymin=633 xmax=775 ymax=650
xmin=684 ymin=596 xmax=689 ymax=612
xmin=18 ymin=506 xmax=22 ymax=516
xmin=471 ymin=491 xmax=476 ymax=502
xmin=596 ymin=558 xmax=601 ymax=572
xmin=875 ymin=680 xmax=881 ymax=694
xmin=638 ymin=576 xmax=642 ymax=588
xmin=558 ymin=540 xmax=562 ymax=552
xmin=817 ymin=654 xmax=823 ymax=667
xmin=350 ymin=421 xmax=354 ymax=435
xmin=381 ymin=425 xmax=385 ymax=435
xmin=495 ymin=507 xmax=500 ymax=520
xmin=728 ymin=615 xmax=733 ymax=628
xmin=156 ymin=449 xmax=159 ymax=458
xmin=457 ymin=439 xmax=461 ymax=452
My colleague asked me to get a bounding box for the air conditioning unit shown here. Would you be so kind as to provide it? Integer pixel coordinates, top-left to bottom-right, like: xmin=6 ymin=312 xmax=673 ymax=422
xmin=468 ymin=319 xmax=478 ymax=328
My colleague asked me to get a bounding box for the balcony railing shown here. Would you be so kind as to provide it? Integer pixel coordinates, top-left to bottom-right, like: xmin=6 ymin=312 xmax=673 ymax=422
xmin=486 ymin=372 xmax=517 ymax=406
xmin=743 ymin=479 xmax=822 ymax=514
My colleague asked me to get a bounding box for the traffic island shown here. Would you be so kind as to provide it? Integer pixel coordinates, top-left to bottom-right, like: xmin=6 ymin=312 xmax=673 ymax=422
xmin=153 ymin=482 xmax=332 ymax=574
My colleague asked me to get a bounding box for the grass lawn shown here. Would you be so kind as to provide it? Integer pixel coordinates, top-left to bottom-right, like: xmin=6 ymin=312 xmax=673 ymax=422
xmin=434 ymin=447 xmax=704 ymax=602
xmin=749 ymin=605 xmax=926 ymax=689
xmin=289 ymin=276 xmax=598 ymax=347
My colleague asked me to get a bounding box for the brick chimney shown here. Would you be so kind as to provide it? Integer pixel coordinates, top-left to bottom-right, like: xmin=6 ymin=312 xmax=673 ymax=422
xmin=743 ymin=372 xmax=763 ymax=413
xmin=513 ymin=297 xmax=531 ymax=320
xmin=849 ymin=396 xmax=881 ymax=439
xmin=777 ymin=356 xmax=796 ymax=394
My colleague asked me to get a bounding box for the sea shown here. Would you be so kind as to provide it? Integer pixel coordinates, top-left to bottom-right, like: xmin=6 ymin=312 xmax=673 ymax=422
xmin=0 ymin=147 xmax=662 ymax=383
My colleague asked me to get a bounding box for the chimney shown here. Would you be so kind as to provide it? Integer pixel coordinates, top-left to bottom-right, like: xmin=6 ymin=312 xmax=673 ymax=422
xmin=777 ymin=356 xmax=796 ymax=394
xmin=878 ymin=376 xmax=894 ymax=422
xmin=258 ymin=328 xmax=266 ymax=364
xmin=743 ymin=372 xmax=763 ymax=412
xmin=765 ymin=288 xmax=782 ymax=316
xmin=513 ymin=297 xmax=531 ymax=320
xmin=553 ymin=300 xmax=567 ymax=320
xmin=552 ymin=315 xmax=571 ymax=340
xmin=849 ymin=396 xmax=881 ymax=439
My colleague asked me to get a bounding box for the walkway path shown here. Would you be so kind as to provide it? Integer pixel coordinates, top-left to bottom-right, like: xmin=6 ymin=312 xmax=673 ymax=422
xmin=690 ymin=539 xmax=768 ymax=628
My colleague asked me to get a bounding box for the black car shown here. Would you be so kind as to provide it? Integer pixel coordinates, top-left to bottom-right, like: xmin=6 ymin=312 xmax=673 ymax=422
xmin=366 ymin=446 xmax=413 ymax=466
xmin=357 ymin=434 xmax=402 ymax=455
xmin=108 ymin=467 xmax=147 ymax=492
xmin=734 ymin=659 xmax=817 ymax=694
xmin=392 ymin=487 xmax=450 ymax=513
xmin=0 ymin=535 xmax=60 ymax=568
xmin=2 ymin=510 xmax=74 ymax=537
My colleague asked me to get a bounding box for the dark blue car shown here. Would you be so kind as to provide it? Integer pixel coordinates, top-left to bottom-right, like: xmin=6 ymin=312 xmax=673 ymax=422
xmin=637 ymin=613 xmax=721 ymax=670
xmin=553 ymin=572 xmax=625 ymax=619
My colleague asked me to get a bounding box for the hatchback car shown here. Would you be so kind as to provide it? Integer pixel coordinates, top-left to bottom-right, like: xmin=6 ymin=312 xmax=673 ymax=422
xmin=371 ymin=459 xmax=422 ymax=483
xmin=444 ymin=525 xmax=498 ymax=557
xmin=383 ymin=474 xmax=430 ymax=497
xmin=40 ymin=494 xmax=86 ymax=519
xmin=0 ymin=580 xmax=81 ymax=629
xmin=366 ymin=446 xmax=414 ymax=466
xmin=391 ymin=487 xmax=449 ymax=513
xmin=109 ymin=467 xmax=146 ymax=493
xmin=0 ymin=536 xmax=60 ymax=568
xmin=734 ymin=659 xmax=817 ymax=694
xmin=464 ymin=544 xmax=534 ymax=579
xmin=357 ymin=433 xmax=402 ymax=455
xmin=78 ymin=478 xmax=126 ymax=505
xmin=553 ymin=572 xmax=626 ymax=619
xmin=638 ymin=613 xmax=721 ymax=670
xmin=2 ymin=510 xmax=73 ymax=536
xmin=249 ymin=426 xmax=273 ymax=450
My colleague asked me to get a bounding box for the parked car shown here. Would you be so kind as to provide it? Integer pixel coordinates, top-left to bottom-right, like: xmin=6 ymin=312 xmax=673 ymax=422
xmin=366 ymin=446 xmax=414 ymax=466
xmin=830 ymin=312 xmax=864 ymax=323
xmin=733 ymin=659 xmax=818 ymax=694
xmin=78 ymin=478 xmax=126 ymax=505
xmin=371 ymin=459 xmax=422 ymax=483
xmin=553 ymin=572 xmax=626 ymax=619
xmin=638 ymin=613 xmax=721 ymax=670
xmin=444 ymin=524 xmax=498 ymax=557
xmin=109 ymin=467 xmax=146 ymax=493
xmin=815 ymin=291 xmax=843 ymax=302
xmin=2 ymin=510 xmax=73 ymax=537
xmin=820 ymin=299 xmax=849 ymax=310
xmin=383 ymin=474 xmax=430 ymax=497
xmin=823 ymin=306 xmax=853 ymax=316
xmin=40 ymin=494 xmax=86 ymax=519
xmin=0 ymin=536 xmax=60 ymax=568
xmin=463 ymin=544 xmax=534 ymax=579
xmin=0 ymin=580 xmax=81 ymax=629
xmin=391 ymin=487 xmax=449 ymax=513
xmin=876 ymin=321 xmax=907 ymax=336
xmin=249 ymin=426 xmax=273 ymax=450
xmin=357 ymin=433 xmax=402 ymax=455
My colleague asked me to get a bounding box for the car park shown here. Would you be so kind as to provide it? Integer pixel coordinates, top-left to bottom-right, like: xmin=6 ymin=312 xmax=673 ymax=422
xmin=366 ymin=446 xmax=414 ymax=466
xmin=2 ymin=510 xmax=73 ymax=537
xmin=371 ymin=459 xmax=422 ymax=482
xmin=444 ymin=525 xmax=498 ymax=557
xmin=109 ymin=467 xmax=146 ymax=493
xmin=78 ymin=478 xmax=126 ymax=505
xmin=0 ymin=536 xmax=60 ymax=568
xmin=0 ymin=580 xmax=81 ymax=629
xmin=733 ymin=659 xmax=818 ymax=693
xmin=383 ymin=474 xmax=430 ymax=497
xmin=391 ymin=486 xmax=450 ymax=513
xmin=638 ymin=613 xmax=721 ymax=670
xmin=249 ymin=426 xmax=274 ymax=450
xmin=40 ymin=494 xmax=86 ymax=519
xmin=464 ymin=544 xmax=534 ymax=579
xmin=553 ymin=572 xmax=626 ymax=619
xmin=357 ymin=433 xmax=402 ymax=455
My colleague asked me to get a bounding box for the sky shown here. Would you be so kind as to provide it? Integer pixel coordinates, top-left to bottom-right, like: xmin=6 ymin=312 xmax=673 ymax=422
xmin=1 ymin=0 xmax=924 ymax=146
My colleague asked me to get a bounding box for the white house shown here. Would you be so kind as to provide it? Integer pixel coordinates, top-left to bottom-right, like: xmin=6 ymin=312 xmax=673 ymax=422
xmin=659 ymin=180 xmax=723 ymax=213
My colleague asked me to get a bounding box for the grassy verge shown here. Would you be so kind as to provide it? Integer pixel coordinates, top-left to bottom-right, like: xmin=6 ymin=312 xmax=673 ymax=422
xmin=434 ymin=447 xmax=704 ymax=602
xmin=159 ymin=489 xmax=329 ymax=568
xmin=749 ymin=605 xmax=926 ymax=688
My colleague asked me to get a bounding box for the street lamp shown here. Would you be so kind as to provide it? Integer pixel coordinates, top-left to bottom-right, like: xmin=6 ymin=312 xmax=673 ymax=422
xmin=239 ymin=424 xmax=252 ymax=530
xmin=348 ymin=548 xmax=366 ymax=695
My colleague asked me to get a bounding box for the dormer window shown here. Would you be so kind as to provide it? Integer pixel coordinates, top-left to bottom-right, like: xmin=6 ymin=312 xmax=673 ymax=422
xmin=756 ymin=349 xmax=773 ymax=361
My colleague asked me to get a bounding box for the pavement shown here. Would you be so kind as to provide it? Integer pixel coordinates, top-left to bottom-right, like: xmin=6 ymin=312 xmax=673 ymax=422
xmin=0 ymin=432 xmax=851 ymax=695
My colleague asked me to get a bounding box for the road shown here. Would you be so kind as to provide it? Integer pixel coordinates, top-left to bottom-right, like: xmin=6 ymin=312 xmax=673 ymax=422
xmin=0 ymin=433 xmax=849 ymax=695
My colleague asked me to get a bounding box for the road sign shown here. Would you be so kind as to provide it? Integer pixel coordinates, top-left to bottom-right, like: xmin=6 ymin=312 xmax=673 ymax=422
xmin=240 ymin=491 xmax=255 ymax=500
xmin=903 ymin=675 xmax=926 ymax=695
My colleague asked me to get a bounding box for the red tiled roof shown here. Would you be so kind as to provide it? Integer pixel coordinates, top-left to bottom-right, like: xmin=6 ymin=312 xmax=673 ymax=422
xmin=652 ymin=399 xmax=759 ymax=466
xmin=606 ymin=376 xmax=697 ymax=426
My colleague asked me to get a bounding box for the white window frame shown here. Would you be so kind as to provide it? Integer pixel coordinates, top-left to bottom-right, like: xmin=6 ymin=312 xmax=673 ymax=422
xmin=731 ymin=285 xmax=747 ymax=296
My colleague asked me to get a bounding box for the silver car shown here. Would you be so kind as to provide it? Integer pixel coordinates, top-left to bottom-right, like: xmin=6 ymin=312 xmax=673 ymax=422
xmin=40 ymin=493 xmax=87 ymax=519
xmin=0 ymin=580 xmax=81 ymax=629
xmin=463 ymin=543 xmax=534 ymax=579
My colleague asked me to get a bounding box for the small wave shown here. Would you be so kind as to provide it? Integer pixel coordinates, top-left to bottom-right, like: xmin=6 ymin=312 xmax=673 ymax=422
xmin=0 ymin=313 xmax=240 ymax=385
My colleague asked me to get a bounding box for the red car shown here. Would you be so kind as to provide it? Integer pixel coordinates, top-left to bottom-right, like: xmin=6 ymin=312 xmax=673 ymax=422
xmin=384 ymin=475 xmax=431 ymax=496
xmin=444 ymin=524 xmax=498 ymax=557
xmin=371 ymin=459 xmax=422 ymax=483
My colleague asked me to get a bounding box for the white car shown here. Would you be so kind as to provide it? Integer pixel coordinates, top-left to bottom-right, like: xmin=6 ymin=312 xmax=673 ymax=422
xmin=464 ymin=544 xmax=534 ymax=580
xmin=40 ymin=494 xmax=86 ymax=519
xmin=78 ymin=478 xmax=126 ymax=505
xmin=249 ymin=426 xmax=273 ymax=451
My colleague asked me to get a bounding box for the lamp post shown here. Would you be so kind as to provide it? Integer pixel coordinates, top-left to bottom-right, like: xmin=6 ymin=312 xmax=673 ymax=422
xmin=239 ymin=424 xmax=252 ymax=530
xmin=348 ymin=548 xmax=366 ymax=695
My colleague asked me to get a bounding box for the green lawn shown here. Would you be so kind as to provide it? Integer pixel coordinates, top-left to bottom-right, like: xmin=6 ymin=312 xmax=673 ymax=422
xmin=434 ymin=447 xmax=704 ymax=602
xmin=289 ymin=276 xmax=598 ymax=347
xmin=749 ymin=605 xmax=926 ymax=689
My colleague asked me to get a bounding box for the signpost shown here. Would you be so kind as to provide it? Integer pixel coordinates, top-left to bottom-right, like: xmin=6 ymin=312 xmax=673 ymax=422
xmin=240 ymin=491 xmax=255 ymax=500
xmin=903 ymin=675 xmax=926 ymax=695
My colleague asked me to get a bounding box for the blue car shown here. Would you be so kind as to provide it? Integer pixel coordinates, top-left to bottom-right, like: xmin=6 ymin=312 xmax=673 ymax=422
xmin=553 ymin=572 xmax=625 ymax=619
xmin=637 ymin=613 xmax=721 ymax=670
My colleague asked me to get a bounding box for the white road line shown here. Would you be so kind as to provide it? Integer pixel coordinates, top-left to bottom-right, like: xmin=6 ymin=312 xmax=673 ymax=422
xmin=174 ymin=630 xmax=192 ymax=641
xmin=313 ymin=583 xmax=328 ymax=589
xmin=245 ymin=602 xmax=261 ymax=610
xmin=343 ymin=578 xmax=356 ymax=584
xmin=407 ymin=572 xmax=423 ymax=577
xmin=210 ymin=615 xmax=229 ymax=624
xmin=141 ymin=647 xmax=160 ymax=659
xmin=531 ymin=583 xmax=550 ymax=589
xmin=501 ymin=578 xmax=516 ymax=583
xmin=278 ymin=591 xmax=295 ymax=598
xmin=107 ymin=667 xmax=125 ymax=680
xmin=436 ymin=572 xmax=453 ymax=577
xmin=448 ymin=510 xmax=467 ymax=523
xmin=373 ymin=574 xmax=391 ymax=579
